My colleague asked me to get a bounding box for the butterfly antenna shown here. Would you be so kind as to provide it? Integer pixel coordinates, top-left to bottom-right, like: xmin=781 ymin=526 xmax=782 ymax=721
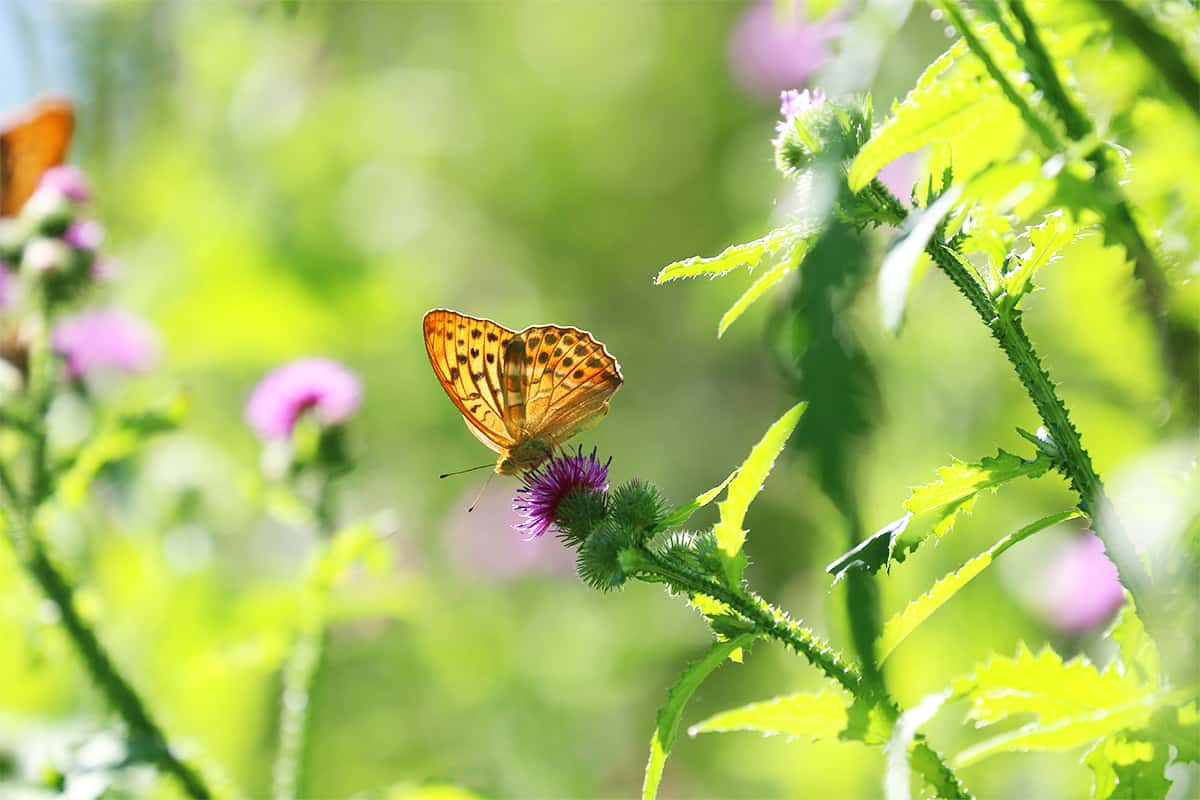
xmin=467 ymin=471 xmax=496 ymax=513
xmin=439 ymin=463 xmax=493 ymax=479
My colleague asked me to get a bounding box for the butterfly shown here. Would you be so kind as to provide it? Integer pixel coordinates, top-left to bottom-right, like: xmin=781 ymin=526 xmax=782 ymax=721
xmin=0 ymin=98 xmax=75 ymax=218
xmin=423 ymin=308 xmax=623 ymax=476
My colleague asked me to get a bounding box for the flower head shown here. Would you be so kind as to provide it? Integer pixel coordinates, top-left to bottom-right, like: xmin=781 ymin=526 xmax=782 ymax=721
xmin=38 ymin=165 xmax=91 ymax=204
xmin=513 ymin=446 xmax=610 ymax=539
xmin=729 ymin=2 xmax=843 ymax=96
xmin=52 ymin=309 xmax=160 ymax=379
xmin=775 ymin=87 xmax=827 ymax=141
xmin=245 ymin=357 xmax=362 ymax=440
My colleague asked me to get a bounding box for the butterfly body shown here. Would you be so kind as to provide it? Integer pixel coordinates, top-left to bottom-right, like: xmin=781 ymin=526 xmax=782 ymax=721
xmin=0 ymin=99 xmax=74 ymax=217
xmin=423 ymin=309 xmax=623 ymax=477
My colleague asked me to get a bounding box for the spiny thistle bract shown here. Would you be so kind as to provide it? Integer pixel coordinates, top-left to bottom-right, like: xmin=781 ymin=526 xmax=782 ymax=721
xmin=608 ymin=479 xmax=668 ymax=540
xmin=576 ymin=519 xmax=637 ymax=592
xmin=555 ymin=487 xmax=609 ymax=547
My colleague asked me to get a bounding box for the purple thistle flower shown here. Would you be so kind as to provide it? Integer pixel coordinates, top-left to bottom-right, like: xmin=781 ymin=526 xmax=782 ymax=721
xmin=52 ymin=308 xmax=161 ymax=379
xmin=729 ymin=1 xmax=844 ymax=97
xmin=38 ymin=165 xmax=91 ymax=204
xmin=64 ymin=219 xmax=104 ymax=251
xmin=773 ymin=88 xmax=827 ymax=144
xmin=245 ymin=357 xmax=362 ymax=440
xmin=1041 ymin=532 xmax=1126 ymax=634
xmin=513 ymin=446 xmax=610 ymax=539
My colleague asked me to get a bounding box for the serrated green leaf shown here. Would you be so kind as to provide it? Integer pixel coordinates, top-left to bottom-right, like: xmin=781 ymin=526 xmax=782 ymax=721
xmin=717 ymin=237 xmax=812 ymax=337
xmin=848 ymin=31 xmax=1017 ymax=192
xmin=1106 ymin=597 xmax=1160 ymax=689
xmin=878 ymin=510 xmax=1084 ymax=663
xmin=827 ymin=449 xmax=1054 ymax=579
xmin=1147 ymin=702 xmax=1199 ymax=763
xmin=57 ymin=392 xmax=189 ymax=507
xmin=885 ymin=691 xmax=952 ymax=800
xmin=642 ymin=633 xmax=756 ymax=800
xmin=654 ymin=227 xmax=801 ymax=284
xmin=656 ymin=469 xmax=737 ymax=533
xmin=712 ymin=403 xmax=806 ymax=586
xmin=1002 ymin=211 xmax=1080 ymax=306
xmin=1085 ymin=735 xmax=1172 ymax=800
xmin=687 ymin=691 xmax=849 ymax=740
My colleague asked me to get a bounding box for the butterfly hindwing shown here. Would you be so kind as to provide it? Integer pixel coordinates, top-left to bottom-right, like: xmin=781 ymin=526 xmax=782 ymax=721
xmin=423 ymin=309 xmax=516 ymax=455
xmin=516 ymin=324 xmax=623 ymax=442
xmin=0 ymin=99 xmax=74 ymax=217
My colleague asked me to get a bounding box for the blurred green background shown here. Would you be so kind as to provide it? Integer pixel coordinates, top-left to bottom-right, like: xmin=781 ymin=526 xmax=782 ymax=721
xmin=0 ymin=1 xmax=1195 ymax=798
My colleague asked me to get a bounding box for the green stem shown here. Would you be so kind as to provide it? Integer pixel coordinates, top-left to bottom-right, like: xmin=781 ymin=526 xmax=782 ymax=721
xmin=1006 ymin=0 xmax=1093 ymax=139
xmin=2 ymin=507 xmax=213 ymax=798
xmin=924 ymin=241 xmax=1153 ymax=601
xmin=273 ymin=473 xmax=339 ymax=800
xmin=1085 ymin=0 xmax=1200 ymax=120
xmin=631 ymin=549 xmax=972 ymax=799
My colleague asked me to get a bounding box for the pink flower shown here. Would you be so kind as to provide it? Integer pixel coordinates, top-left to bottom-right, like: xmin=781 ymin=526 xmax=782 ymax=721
xmin=64 ymin=220 xmax=104 ymax=251
xmin=729 ymin=2 xmax=844 ymax=97
xmin=37 ymin=165 xmax=91 ymax=204
xmin=513 ymin=447 xmax=610 ymax=538
xmin=52 ymin=309 xmax=160 ymax=379
xmin=1040 ymin=533 xmax=1126 ymax=634
xmin=245 ymin=357 xmax=362 ymax=440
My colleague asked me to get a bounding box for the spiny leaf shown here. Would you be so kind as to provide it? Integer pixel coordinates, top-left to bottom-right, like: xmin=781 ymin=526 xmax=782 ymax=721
xmin=717 ymin=237 xmax=812 ymax=337
xmin=712 ymin=402 xmax=806 ymax=586
xmin=877 ymin=510 xmax=1084 ymax=663
xmin=57 ymin=391 xmax=189 ymax=508
xmin=642 ymin=633 xmax=757 ymax=800
xmin=954 ymin=643 xmax=1148 ymax=728
xmin=655 ymin=469 xmax=737 ymax=533
xmin=1085 ymin=735 xmax=1172 ymax=800
xmin=687 ymin=691 xmax=849 ymax=741
xmin=1001 ymin=211 xmax=1081 ymax=308
xmin=654 ymin=227 xmax=802 ymax=284
xmin=848 ymin=30 xmax=1016 ymax=192
xmin=826 ymin=449 xmax=1054 ymax=578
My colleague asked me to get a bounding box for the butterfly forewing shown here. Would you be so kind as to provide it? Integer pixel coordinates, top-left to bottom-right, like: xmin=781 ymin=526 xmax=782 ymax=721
xmin=0 ymin=99 xmax=74 ymax=217
xmin=516 ymin=324 xmax=623 ymax=442
xmin=423 ymin=309 xmax=517 ymax=455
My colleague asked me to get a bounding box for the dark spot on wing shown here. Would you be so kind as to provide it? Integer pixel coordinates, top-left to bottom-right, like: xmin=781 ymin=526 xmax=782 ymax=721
xmin=472 ymin=372 xmax=484 ymax=381
xmin=471 ymin=329 xmax=482 ymax=339
xmin=486 ymin=331 xmax=498 ymax=342
xmin=449 ymin=367 xmax=460 ymax=380
xmin=470 ymin=347 xmax=480 ymax=357
xmin=562 ymin=334 xmax=574 ymax=345
xmin=574 ymin=344 xmax=587 ymax=356
xmin=527 ymin=336 xmax=540 ymax=348
xmin=553 ymin=347 xmax=563 ymax=357
xmin=572 ymin=369 xmax=584 ymax=379
xmin=537 ymin=352 xmax=550 ymax=364
xmin=486 ymin=353 xmax=495 ymax=364
xmin=456 ymin=355 xmax=468 ymax=365
xmin=544 ymin=333 xmax=558 ymax=345
xmin=562 ymin=357 xmax=573 ymax=367
xmin=586 ymin=357 xmax=602 ymax=368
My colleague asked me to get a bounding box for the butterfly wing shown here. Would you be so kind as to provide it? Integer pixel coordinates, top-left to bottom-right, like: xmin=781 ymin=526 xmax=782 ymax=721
xmin=423 ymin=309 xmax=519 ymax=456
xmin=0 ymin=99 xmax=74 ymax=217
xmin=514 ymin=323 xmax=623 ymax=444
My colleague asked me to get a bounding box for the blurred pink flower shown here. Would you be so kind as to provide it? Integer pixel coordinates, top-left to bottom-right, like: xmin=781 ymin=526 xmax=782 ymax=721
xmin=730 ymin=2 xmax=844 ymax=97
xmin=64 ymin=220 xmax=104 ymax=251
xmin=0 ymin=266 xmax=10 ymax=308
xmin=37 ymin=165 xmax=91 ymax=204
xmin=1040 ymin=532 xmax=1126 ymax=634
xmin=52 ymin=308 xmax=160 ymax=379
xmin=245 ymin=357 xmax=361 ymax=440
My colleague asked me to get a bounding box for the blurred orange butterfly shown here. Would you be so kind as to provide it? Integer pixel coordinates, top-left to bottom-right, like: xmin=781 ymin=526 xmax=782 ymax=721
xmin=0 ymin=98 xmax=74 ymax=218
xmin=423 ymin=308 xmax=623 ymax=476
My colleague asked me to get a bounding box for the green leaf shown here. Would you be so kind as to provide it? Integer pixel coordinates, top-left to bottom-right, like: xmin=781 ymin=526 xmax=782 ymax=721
xmin=642 ymin=633 xmax=756 ymax=800
xmin=949 ymin=643 xmax=1194 ymax=767
xmin=878 ymin=185 xmax=962 ymax=332
xmin=656 ymin=469 xmax=737 ymax=532
xmin=687 ymin=691 xmax=849 ymax=740
xmin=1085 ymin=735 xmax=1172 ymax=800
xmin=885 ymin=691 xmax=952 ymax=800
xmin=1001 ymin=211 xmax=1081 ymax=307
xmin=654 ymin=227 xmax=801 ymax=284
xmin=712 ymin=402 xmax=806 ymax=586
xmin=1106 ymin=597 xmax=1160 ymax=689
xmin=717 ymin=237 xmax=812 ymax=337
xmin=827 ymin=448 xmax=1054 ymax=578
xmin=848 ymin=32 xmax=1017 ymax=192
xmin=57 ymin=392 xmax=189 ymax=508
xmin=877 ymin=510 xmax=1084 ymax=663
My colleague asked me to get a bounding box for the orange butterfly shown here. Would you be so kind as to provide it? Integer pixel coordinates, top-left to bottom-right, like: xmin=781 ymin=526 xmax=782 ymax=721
xmin=423 ymin=308 xmax=623 ymax=476
xmin=0 ymin=98 xmax=75 ymax=218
